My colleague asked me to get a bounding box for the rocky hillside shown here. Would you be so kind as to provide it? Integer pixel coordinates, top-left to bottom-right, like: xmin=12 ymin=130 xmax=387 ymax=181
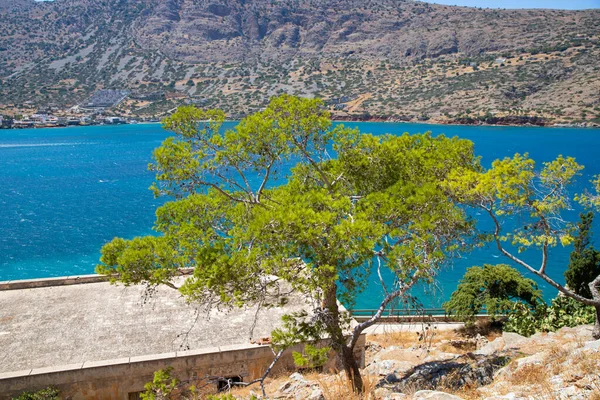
xmin=226 ymin=324 xmax=600 ymax=399
xmin=1 ymin=0 xmax=599 ymax=123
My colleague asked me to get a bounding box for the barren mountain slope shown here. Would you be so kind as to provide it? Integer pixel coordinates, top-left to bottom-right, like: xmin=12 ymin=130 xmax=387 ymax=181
xmin=1 ymin=0 xmax=599 ymax=123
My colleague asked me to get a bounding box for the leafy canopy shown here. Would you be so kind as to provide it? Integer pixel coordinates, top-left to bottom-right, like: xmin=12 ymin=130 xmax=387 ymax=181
xmin=96 ymin=95 xmax=479 ymax=380
xmin=444 ymin=153 xmax=583 ymax=251
xmin=443 ymin=264 xmax=543 ymax=324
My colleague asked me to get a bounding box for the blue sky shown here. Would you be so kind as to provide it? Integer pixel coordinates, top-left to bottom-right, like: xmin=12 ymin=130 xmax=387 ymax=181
xmin=422 ymin=0 xmax=599 ymax=9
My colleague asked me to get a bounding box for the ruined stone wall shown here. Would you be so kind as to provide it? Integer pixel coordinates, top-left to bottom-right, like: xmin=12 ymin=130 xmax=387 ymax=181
xmin=0 ymin=332 xmax=366 ymax=399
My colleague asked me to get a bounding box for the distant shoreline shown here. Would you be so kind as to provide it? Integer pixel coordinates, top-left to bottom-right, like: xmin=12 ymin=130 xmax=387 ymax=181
xmin=332 ymin=115 xmax=600 ymax=129
xmin=1 ymin=119 xmax=598 ymax=131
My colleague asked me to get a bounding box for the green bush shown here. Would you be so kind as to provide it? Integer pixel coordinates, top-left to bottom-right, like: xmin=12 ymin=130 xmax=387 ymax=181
xmin=141 ymin=367 xmax=179 ymax=400
xmin=12 ymin=388 xmax=59 ymax=400
xmin=504 ymin=296 xmax=595 ymax=337
xmin=292 ymin=344 xmax=330 ymax=369
xmin=443 ymin=264 xmax=543 ymax=326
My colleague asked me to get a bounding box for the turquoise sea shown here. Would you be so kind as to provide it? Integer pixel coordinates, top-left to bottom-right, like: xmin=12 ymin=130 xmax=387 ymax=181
xmin=1 ymin=122 xmax=599 ymax=309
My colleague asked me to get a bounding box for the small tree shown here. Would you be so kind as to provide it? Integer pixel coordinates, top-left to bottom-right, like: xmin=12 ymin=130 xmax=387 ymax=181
xmin=445 ymin=153 xmax=600 ymax=338
xmin=12 ymin=388 xmax=59 ymax=400
xmin=565 ymin=212 xmax=600 ymax=299
xmin=444 ymin=264 xmax=543 ymax=325
xmin=97 ymin=95 xmax=478 ymax=391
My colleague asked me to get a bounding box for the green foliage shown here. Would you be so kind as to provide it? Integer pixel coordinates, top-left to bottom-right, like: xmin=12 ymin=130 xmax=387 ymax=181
xmin=12 ymin=388 xmax=59 ymax=400
xmin=271 ymin=311 xmax=327 ymax=350
xmin=205 ymin=395 xmax=239 ymax=400
xmin=445 ymin=152 xmax=585 ymax=251
xmin=97 ymin=95 xmax=479 ymax=387
xmin=505 ymin=296 xmax=596 ymax=337
xmin=445 ymin=151 xmax=600 ymax=337
xmin=292 ymin=344 xmax=331 ymax=369
xmin=565 ymin=212 xmax=600 ymax=299
xmin=141 ymin=367 xmax=179 ymax=400
xmin=444 ymin=264 xmax=543 ymax=325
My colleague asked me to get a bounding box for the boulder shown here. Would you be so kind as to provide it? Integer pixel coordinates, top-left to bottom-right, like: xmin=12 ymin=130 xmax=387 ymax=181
xmin=413 ymin=390 xmax=464 ymax=400
xmin=307 ymin=387 xmax=324 ymax=400
xmin=583 ymin=340 xmax=600 ymax=350
xmin=373 ymin=387 xmax=393 ymax=399
xmin=515 ymin=352 xmax=547 ymax=367
xmin=484 ymin=394 xmax=520 ymax=400
xmin=501 ymin=332 xmax=528 ymax=348
xmin=364 ymin=359 xmax=415 ymax=376
xmin=289 ymin=372 xmax=305 ymax=382
xmin=474 ymin=337 xmax=504 ymax=355
xmin=393 ymin=354 xmax=511 ymax=392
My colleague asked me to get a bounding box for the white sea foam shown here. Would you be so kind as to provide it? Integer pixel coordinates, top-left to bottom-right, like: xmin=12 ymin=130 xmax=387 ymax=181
xmin=0 ymin=142 xmax=90 ymax=148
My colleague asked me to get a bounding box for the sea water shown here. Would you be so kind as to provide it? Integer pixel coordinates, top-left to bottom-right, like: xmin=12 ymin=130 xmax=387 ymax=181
xmin=1 ymin=122 xmax=599 ymax=308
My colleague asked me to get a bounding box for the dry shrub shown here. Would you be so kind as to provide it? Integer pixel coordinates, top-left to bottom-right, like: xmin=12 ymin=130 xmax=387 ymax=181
xmin=228 ymin=367 xmax=294 ymax=398
xmin=570 ymin=350 xmax=600 ymax=376
xmin=546 ymin=345 xmax=570 ymax=375
xmin=457 ymin=320 xmax=503 ymax=340
xmin=508 ymin=363 xmax=548 ymax=386
xmin=437 ymin=340 xmax=475 ymax=354
xmin=368 ymin=330 xmax=423 ymax=348
xmin=444 ymin=384 xmax=482 ymax=400
xmin=317 ymin=371 xmax=378 ymax=400
xmin=368 ymin=326 xmax=463 ymax=350
xmin=590 ymin=381 xmax=600 ymax=400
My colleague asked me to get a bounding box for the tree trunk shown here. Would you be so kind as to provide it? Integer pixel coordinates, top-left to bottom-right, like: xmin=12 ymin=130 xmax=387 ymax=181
xmin=589 ymin=277 xmax=600 ymax=340
xmin=341 ymin=344 xmax=363 ymax=392
xmin=594 ymin=305 xmax=600 ymax=340
xmin=323 ymin=283 xmax=364 ymax=392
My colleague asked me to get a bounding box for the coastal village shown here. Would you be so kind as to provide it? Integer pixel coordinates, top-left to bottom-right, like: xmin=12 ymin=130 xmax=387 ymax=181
xmin=0 ymin=89 xmax=158 ymax=128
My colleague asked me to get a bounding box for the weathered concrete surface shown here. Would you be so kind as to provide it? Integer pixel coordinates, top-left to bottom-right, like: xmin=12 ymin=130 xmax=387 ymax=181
xmin=0 ymin=278 xmax=367 ymax=399
xmin=364 ymin=322 xmax=465 ymax=335
xmin=0 ymin=279 xmax=311 ymax=373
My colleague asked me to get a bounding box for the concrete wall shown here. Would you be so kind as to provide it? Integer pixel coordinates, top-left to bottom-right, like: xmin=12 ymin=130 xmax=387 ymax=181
xmin=0 ymin=270 xmax=194 ymax=291
xmin=0 ymin=337 xmax=366 ymax=400
xmin=0 ymin=273 xmax=365 ymax=399
xmin=0 ymin=274 xmax=109 ymax=291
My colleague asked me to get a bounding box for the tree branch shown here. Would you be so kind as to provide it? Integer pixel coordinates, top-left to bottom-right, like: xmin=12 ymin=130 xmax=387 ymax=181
xmin=348 ymin=273 xmax=420 ymax=349
xmin=485 ymin=207 xmax=600 ymax=307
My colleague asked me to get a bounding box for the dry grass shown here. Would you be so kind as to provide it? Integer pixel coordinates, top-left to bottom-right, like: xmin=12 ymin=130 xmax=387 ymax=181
xmin=456 ymin=320 xmax=503 ymax=341
xmin=546 ymin=345 xmax=571 ymax=376
xmin=590 ymin=381 xmax=600 ymax=400
xmin=508 ymin=363 xmax=549 ymax=386
xmin=444 ymin=384 xmax=483 ymax=400
xmin=228 ymin=368 xmax=295 ymax=398
xmin=316 ymin=371 xmax=379 ymax=400
xmin=570 ymin=350 xmax=600 ymax=376
xmin=368 ymin=327 xmax=464 ymax=350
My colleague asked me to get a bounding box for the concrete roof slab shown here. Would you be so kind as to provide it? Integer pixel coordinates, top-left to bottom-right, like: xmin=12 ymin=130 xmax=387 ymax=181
xmin=82 ymin=357 xmax=131 ymax=369
xmin=0 ymin=369 xmax=31 ymax=380
xmin=0 ymin=278 xmax=312 ymax=374
xmin=129 ymin=352 xmax=177 ymax=363
xmin=30 ymin=363 xmax=84 ymax=375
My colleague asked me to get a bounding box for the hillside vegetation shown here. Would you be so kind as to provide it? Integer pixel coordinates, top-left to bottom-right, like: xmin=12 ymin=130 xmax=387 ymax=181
xmin=1 ymin=0 xmax=599 ymax=123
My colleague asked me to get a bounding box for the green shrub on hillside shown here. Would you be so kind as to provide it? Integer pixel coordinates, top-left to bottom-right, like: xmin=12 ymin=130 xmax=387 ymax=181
xmin=504 ymin=296 xmax=596 ymax=337
xmin=443 ymin=264 xmax=543 ymax=326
